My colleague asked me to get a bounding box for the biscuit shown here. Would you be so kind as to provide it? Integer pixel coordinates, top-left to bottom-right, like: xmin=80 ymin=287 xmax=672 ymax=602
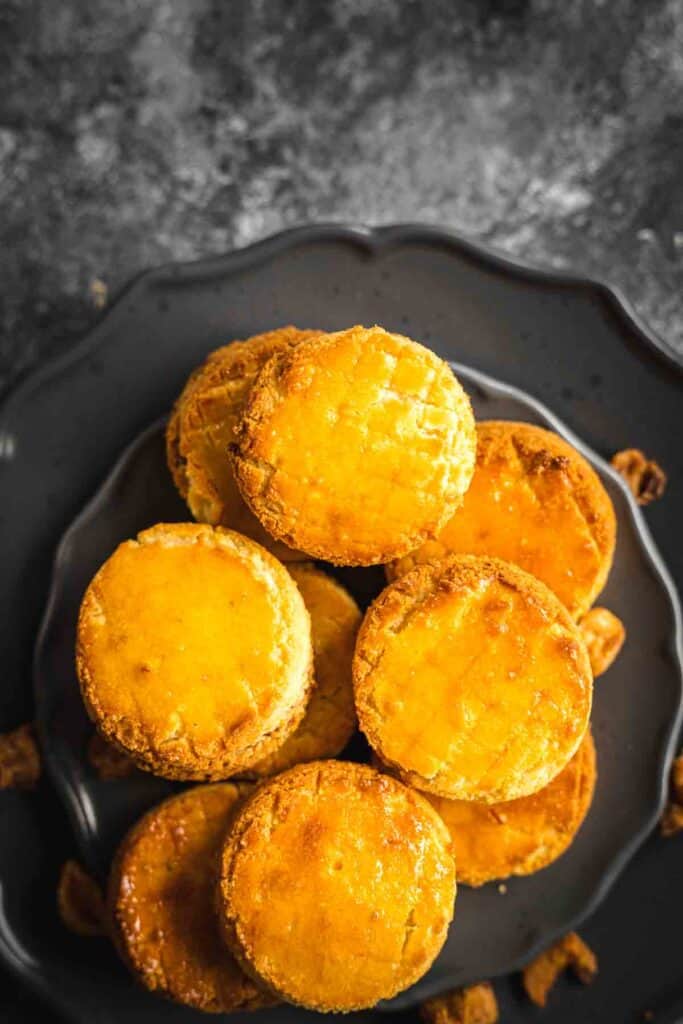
xmin=231 ymin=325 xmax=476 ymax=565
xmin=245 ymin=564 xmax=361 ymax=777
xmin=108 ymin=783 xmax=273 ymax=1012
xmin=77 ymin=523 xmax=313 ymax=780
xmin=166 ymin=327 xmax=320 ymax=561
xmin=388 ymin=421 xmax=616 ymax=619
xmin=354 ymin=555 xmax=592 ymax=803
xmin=217 ymin=760 xmax=455 ymax=1011
xmin=426 ymin=731 xmax=596 ymax=886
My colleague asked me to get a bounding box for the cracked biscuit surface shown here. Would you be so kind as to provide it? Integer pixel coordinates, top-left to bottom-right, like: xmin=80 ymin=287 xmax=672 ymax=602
xmin=355 ymin=555 xmax=592 ymax=803
xmin=426 ymin=730 xmax=596 ymax=886
xmin=76 ymin=523 xmax=313 ymax=780
xmin=231 ymin=325 xmax=476 ymax=565
xmin=245 ymin=564 xmax=361 ymax=777
xmin=217 ymin=760 xmax=456 ymax=1012
xmin=166 ymin=326 xmax=320 ymax=561
xmin=388 ymin=421 xmax=616 ymax=619
xmin=108 ymin=783 xmax=273 ymax=1012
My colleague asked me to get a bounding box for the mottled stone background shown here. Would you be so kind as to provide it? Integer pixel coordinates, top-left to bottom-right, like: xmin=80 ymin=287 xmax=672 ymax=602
xmin=1 ymin=0 xmax=683 ymax=395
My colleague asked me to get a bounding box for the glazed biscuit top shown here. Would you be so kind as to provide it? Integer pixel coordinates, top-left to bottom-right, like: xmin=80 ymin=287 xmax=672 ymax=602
xmin=231 ymin=325 xmax=476 ymax=565
xmin=108 ymin=783 xmax=268 ymax=1011
xmin=247 ymin=564 xmax=361 ymax=776
xmin=427 ymin=730 xmax=596 ymax=886
xmin=77 ymin=523 xmax=312 ymax=771
xmin=166 ymin=326 xmax=319 ymax=559
xmin=219 ymin=761 xmax=455 ymax=1011
xmin=355 ymin=555 xmax=593 ymax=803
xmin=389 ymin=421 xmax=616 ymax=619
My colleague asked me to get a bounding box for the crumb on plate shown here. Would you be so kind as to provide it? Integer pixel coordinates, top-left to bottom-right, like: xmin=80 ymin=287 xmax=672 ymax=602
xmin=87 ymin=732 xmax=138 ymax=780
xmin=522 ymin=932 xmax=597 ymax=1007
xmin=611 ymin=449 xmax=667 ymax=506
xmin=57 ymin=860 xmax=106 ymax=937
xmin=420 ymin=981 xmax=498 ymax=1024
xmin=579 ymin=607 xmax=625 ymax=677
xmin=0 ymin=722 xmax=41 ymax=789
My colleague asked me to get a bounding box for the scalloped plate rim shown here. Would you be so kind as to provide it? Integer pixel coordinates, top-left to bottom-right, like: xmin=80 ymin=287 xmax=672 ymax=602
xmin=1 ymin=223 xmax=681 ymax=435
xmin=0 ymin=222 xmax=680 ymax=1022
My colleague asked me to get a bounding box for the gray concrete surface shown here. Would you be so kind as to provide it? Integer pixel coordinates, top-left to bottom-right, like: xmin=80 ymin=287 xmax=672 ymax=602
xmin=1 ymin=0 xmax=682 ymax=394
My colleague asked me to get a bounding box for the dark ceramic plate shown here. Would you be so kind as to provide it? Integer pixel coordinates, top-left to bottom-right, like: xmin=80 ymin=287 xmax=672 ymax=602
xmin=1 ymin=225 xmax=683 ymax=1024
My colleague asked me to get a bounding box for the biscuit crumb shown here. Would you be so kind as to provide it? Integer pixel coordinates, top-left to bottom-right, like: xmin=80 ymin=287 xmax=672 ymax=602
xmin=89 ymin=277 xmax=108 ymax=310
xmin=57 ymin=860 xmax=107 ymax=936
xmin=420 ymin=982 xmax=498 ymax=1024
xmin=671 ymin=755 xmax=683 ymax=804
xmin=497 ymin=884 xmax=507 ymax=895
xmin=579 ymin=607 xmax=625 ymax=677
xmin=661 ymin=754 xmax=683 ymax=837
xmin=611 ymin=449 xmax=667 ymax=505
xmin=87 ymin=732 xmax=137 ymax=779
xmin=522 ymin=932 xmax=597 ymax=1007
xmin=661 ymin=802 xmax=683 ymax=836
xmin=0 ymin=722 xmax=41 ymax=789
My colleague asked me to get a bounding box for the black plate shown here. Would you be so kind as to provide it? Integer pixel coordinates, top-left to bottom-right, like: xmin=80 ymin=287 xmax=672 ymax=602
xmin=33 ymin=368 xmax=683 ymax=1017
xmin=1 ymin=224 xmax=683 ymax=1024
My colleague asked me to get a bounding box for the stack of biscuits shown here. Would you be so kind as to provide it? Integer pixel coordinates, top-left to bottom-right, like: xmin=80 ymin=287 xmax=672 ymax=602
xmin=75 ymin=324 xmax=620 ymax=1013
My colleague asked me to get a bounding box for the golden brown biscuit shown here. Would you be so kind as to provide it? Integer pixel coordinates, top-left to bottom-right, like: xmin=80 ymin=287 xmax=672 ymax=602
xmin=77 ymin=523 xmax=313 ymax=780
xmin=426 ymin=731 xmax=596 ymax=886
xmin=388 ymin=421 xmax=616 ymax=619
xmin=231 ymin=325 xmax=476 ymax=565
xmin=246 ymin=564 xmax=361 ymax=777
xmin=217 ymin=760 xmax=456 ymax=1012
xmin=108 ymin=783 xmax=272 ymax=1012
xmin=166 ymin=327 xmax=320 ymax=561
xmin=355 ymin=555 xmax=593 ymax=803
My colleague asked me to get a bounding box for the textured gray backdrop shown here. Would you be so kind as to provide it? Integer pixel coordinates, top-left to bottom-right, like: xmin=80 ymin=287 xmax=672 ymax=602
xmin=1 ymin=0 xmax=682 ymax=395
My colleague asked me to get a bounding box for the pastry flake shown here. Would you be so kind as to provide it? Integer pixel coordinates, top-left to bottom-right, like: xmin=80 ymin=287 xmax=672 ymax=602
xmin=420 ymin=982 xmax=498 ymax=1024
xmin=0 ymin=722 xmax=41 ymax=790
xmin=611 ymin=448 xmax=667 ymax=506
xmin=579 ymin=607 xmax=625 ymax=677
xmin=661 ymin=754 xmax=683 ymax=837
xmin=57 ymin=860 xmax=106 ymax=937
xmin=87 ymin=732 xmax=137 ymax=779
xmin=88 ymin=278 xmax=108 ymax=310
xmin=522 ymin=932 xmax=597 ymax=1007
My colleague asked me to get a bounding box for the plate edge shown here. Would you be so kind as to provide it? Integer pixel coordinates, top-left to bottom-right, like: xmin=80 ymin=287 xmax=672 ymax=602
xmin=0 ymin=221 xmax=682 ymax=430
